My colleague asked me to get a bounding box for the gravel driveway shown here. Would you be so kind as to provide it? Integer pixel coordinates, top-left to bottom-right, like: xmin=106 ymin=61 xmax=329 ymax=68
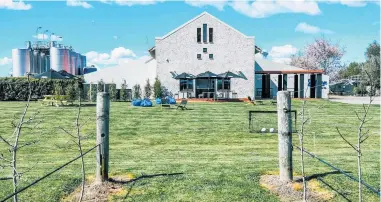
xmin=329 ymin=95 xmax=380 ymax=105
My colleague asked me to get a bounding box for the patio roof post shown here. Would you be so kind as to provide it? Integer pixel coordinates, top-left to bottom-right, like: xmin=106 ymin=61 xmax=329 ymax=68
xmin=193 ymin=79 xmax=196 ymax=98
xmin=299 ymin=74 xmax=304 ymax=98
xmin=215 ymin=78 xmax=218 ymax=100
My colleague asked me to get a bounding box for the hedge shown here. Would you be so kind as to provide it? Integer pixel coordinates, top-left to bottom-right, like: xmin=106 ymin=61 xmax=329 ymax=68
xmin=0 ymin=77 xmax=80 ymax=101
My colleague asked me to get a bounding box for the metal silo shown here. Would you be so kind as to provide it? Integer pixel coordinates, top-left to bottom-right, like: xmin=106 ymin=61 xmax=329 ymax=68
xmin=12 ymin=49 xmax=31 ymax=77
xmin=39 ymin=52 xmax=46 ymax=74
xmin=50 ymin=47 xmax=70 ymax=72
xmin=32 ymin=50 xmax=39 ymax=74
xmin=70 ymin=52 xmax=77 ymax=74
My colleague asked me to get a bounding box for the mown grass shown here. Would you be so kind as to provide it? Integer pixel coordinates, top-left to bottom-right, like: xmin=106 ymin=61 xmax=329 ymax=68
xmin=0 ymin=99 xmax=379 ymax=201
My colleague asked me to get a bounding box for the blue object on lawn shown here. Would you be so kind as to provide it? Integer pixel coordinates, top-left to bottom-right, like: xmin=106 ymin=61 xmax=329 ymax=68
xmin=168 ymin=97 xmax=176 ymax=104
xmin=141 ymin=98 xmax=153 ymax=107
xmin=132 ymin=99 xmax=142 ymax=106
xmin=156 ymin=98 xmax=162 ymax=104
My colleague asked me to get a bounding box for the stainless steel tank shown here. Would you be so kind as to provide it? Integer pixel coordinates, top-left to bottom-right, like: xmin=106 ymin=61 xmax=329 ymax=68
xmin=50 ymin=47 xmax=70 ymax=72
xmin=12 ymin=49 xmax=31 ymax=77
xmin=32 ymin=50 xmax=39 ymax=74
xmin=39 ymin=52 xmax=46 ymax=74
xmin=70 ymin=51 xmax=77 ymax=74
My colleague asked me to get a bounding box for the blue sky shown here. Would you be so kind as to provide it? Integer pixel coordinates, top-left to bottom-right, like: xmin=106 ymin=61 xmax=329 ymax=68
xmin=0 ymin=0 xmax=379 ymax=76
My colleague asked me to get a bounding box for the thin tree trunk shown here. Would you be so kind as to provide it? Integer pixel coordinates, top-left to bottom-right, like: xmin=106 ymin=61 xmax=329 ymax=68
xmin=299 ymin=100 xmax=307 ymax=201
xmin=76 ymin=91 xmax=85 ymax=202
xmin=11 ymin=76 xmax=32 ymax=202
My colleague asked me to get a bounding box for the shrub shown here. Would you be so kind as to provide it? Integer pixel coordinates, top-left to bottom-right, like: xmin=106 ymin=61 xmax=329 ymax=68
xmin=153 ymin=77 xmax=162 ymax=98
xmin=120 ymin=80 xmax=128 ymax=101
xmin=144 ymin=79 xmax=152 ymax=98
xmin=0 ymin=77 xmax=80 ymax=101
xmin=109 ymin=83 xmax=117 ymax=101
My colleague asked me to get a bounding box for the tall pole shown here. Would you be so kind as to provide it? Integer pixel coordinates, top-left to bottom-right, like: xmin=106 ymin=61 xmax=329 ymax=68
xmin=277 ymin=91 xmax=293 ymax=182
xmin=96 ymin=92 xmax=110 ymax=183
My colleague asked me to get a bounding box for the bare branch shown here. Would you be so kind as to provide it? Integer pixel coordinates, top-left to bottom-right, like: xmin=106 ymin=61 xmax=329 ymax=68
xmin=0 ymin=135 xmax=13 ymax=147
xmin=336 ymin=127 xmax=358 ymax=152
xmin=58 ymin=126 xmax=76 ymax=139
xmin=15 ymin=140 xmax=40 ymax=151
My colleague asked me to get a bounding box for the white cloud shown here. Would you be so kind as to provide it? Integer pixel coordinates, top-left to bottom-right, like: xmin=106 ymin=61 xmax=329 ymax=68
xmin=269 ymin=44 xmax=298 ymax=64
xmin=295 ymin=22 xmax=334 ymax=34
xmin=230 ymin=0 xmax=321 ymax=18
xmin=0 ymin=0 xmax=31 ymax=10
xmin=33 ymin=34 xmax=49 ymax=40
xmin=319 ymin=0 xmax=367 ymax=7
xmin=85 ymin=47 xmax=137 ymax=67
xmin=0 ymin=57 xmax=12 ymax=66
xmin=101 ymin=0 xmax=164 ymax=6
xmin=184 ymin=0 xmax=228 ymax=11
xmin=66 ymin=0 xmax=93 ymax=8
xmin=51 ymin=35 xmax=63 ymax=41
xmin=33 ymin=34 xmax=63 ymax=41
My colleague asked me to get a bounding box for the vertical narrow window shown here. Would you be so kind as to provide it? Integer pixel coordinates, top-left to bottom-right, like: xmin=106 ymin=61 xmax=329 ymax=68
xmin=203 ymin=48 xmax=207 ymax=53
xmin=197 ymin=54 xmax=201 ymax=59
xmin=209 ymin=28 xmax=213 ymax=43
xmin=203 ymin=24 xmax=207 ymax=42
xmin=197 ymin=28 xmax=201 ymax=43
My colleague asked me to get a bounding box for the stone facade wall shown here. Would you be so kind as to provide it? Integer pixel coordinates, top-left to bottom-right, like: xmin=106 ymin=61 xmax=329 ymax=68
xmin=155 ymin=13 xmax=255 ymax=98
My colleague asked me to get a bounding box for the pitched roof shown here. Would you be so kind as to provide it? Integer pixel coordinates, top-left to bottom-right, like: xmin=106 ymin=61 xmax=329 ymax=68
xmin=155 ymin=12 xmax=254 ymax=41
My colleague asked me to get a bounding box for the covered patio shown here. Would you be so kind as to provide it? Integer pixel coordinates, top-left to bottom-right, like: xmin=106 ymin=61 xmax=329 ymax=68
xmin=172 ymin=71 xmax=246 ymax=100
xmin=255 ymin=58 xmax=327 ymax=99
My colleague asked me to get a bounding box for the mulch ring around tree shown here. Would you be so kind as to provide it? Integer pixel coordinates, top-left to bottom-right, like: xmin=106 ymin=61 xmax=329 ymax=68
xmin=260 ymin=175 xmax=334 ymax=202
xmin=62 ymin=174 xmax=135 ymax=202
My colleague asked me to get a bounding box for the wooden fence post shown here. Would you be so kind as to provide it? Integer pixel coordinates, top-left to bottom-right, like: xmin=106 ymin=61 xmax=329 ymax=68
xmin=96 ymin=92 xmax=110 ymax=183
xmin=277 ymin=91 xmax=293 ymax=182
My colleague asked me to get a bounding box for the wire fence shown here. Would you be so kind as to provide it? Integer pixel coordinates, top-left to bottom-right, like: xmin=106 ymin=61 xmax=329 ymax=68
xmin=293 ymin=145 xmax=380 ymax=197
xmin=0 ymin=142 xmax=102 ymax=202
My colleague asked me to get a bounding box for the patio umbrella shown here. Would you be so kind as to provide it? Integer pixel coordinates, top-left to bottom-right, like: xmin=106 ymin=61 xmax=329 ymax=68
xmin=217 ymin=71 xmax=244 ymax=98
xmin=196 ymin=71 xmax=219 ymax=78
xmin=174 ymin=72 xmax=195 ymax=79
xmin=33 ymin=69 xmax=70 ymax=79
xmin=218 ymin=71 xmax=242 ymax=79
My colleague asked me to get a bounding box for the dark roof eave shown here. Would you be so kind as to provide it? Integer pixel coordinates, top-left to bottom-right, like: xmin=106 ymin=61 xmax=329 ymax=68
xmin=256 ymin=70 xmax=324 ymax=74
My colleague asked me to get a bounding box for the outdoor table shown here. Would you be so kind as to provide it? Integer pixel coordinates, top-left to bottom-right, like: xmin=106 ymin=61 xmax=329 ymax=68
xmin=203 ymin=92 xmax=214 ymax=100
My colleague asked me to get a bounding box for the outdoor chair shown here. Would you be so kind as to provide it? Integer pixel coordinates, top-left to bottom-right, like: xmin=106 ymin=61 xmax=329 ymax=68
xmin=198 ymin=94 xmax=204 ymax=98
xmin=247 ymin=96 xmax=255 ymax=105
xmin=176 ymin=99 xmax=188 ymax=110
xmin=161 ymin=98 xmax=171 ymax=109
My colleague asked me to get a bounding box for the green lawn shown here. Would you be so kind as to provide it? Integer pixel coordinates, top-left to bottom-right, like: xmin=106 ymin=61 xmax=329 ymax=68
xmin=0 ymin=99 xmax=379 ymax=201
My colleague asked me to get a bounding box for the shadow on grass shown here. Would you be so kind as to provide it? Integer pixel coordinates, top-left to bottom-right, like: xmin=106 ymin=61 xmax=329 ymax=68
xmin=295 ymin=171 xmax=352 ymax=202
xmin=295 ymin=170 xmax=348 ymax=183
xmin=109 ymin=172 xmax=184 ymax=201
xmin=317 ymin=177 xmax=352 ymax=202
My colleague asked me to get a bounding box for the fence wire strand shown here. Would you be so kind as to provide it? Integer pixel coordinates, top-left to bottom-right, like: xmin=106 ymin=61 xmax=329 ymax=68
xmin=1 ymin=142 xmax=101 ymax=202
xmin=293 ymin=145 xmax=380 ymax=196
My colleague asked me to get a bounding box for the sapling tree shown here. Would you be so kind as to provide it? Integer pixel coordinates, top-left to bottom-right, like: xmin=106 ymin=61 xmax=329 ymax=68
xmin=132 ymin=84 xmax=142 ymax=99
xmin=144 ymin=79 xmax=152 ymax=98
xmin=336 ymin=71 xmax=375 ymax=202
xmin=56 ymin=85 xmax=90 ymax=202
xmin=0 ymin=75 xmax=41 ymax=202
xmin=120 ymin=79 xmax=128 ymax=101
xmin=153 ymin=77 xmax=162 ymax=98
